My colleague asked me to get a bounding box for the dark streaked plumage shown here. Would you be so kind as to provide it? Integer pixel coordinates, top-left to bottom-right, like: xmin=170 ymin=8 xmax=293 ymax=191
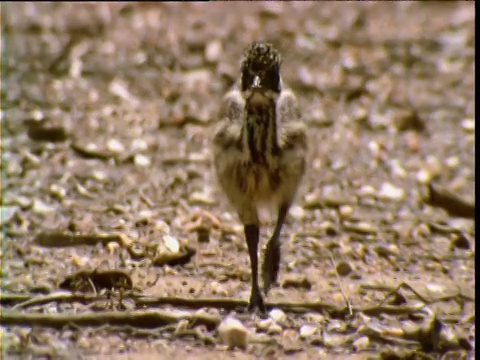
xmin=213 ymin=41 xmax=307 ymax=312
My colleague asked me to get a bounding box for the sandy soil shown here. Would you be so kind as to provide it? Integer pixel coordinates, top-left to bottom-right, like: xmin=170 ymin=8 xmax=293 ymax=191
xmin=1 ymin=2 xmax=475 ymax=359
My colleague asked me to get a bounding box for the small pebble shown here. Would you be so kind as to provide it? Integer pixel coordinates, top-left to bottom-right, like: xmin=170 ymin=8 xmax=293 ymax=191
xmin=134 ymin=154 xmax=151 ymax=167
xmin=30 ymin=109 xmax=45 ymax=121
xmin=136 ymin=210 xmax=154 ymax=223
xmin=163 ymin=235 xmax=180 ymax=253
xmin=352 ymin=336 xmax=370 ymax=351
xmin=377 ymin=182 xmax=405 ymax=201
xmin=257 ymin=318 xmax=273 ymax=331
xmin=425 ymin=155 xmax=442 ymax=178
xmin=323 ymin=332 xmax=346 ymax=348
xmin=266 ymin=323 xmax=283 ymax=335
xmin=319 ymin=221 xmax=338 ymax=236
xmin=303 ymin=192 xmax=321 ymax=209
xmin=389 ymin=159 xmax=407 ymax=178
xmin=425 ymin=282 xmax=448 ymax=294
xmin=445 ymin=156 xmax=460 ymax=168
xmin=460 ymin=118 xmax=474 ymax=132
xmin=0 ymin=206 xmax=19 ymax=226
xmin=71 ymin=255 xmax=89 ymax=267
xmin=332 ymin=292 xmax=345 ymax=304
xmin=107 ymin=138 xmax=125 ymax=154
xmin=205 ymin=40 xmax=223 ymax=62
xmin=217 ymin=316 xmax=249 ymax=350
xmin=335 ymin=261 xmax=352 ymax=277
xmin=49 ymin=184 xmax=66 ymax=200
xmin=343 ymin=221 xmax=376 ymax=234
xmin=189 ymin=191 xmax=216 ymax=205
xmin=357 ymin=185 xmax=376 ymax=197
xmin=91 ymin=170 xmax=108 ymax=182
xmin=305 ymin=313 xmax=326 ymax=324
xmin=289 ymin=205 xmax=305 ymax=221
xmin=299 ymin=325 xmax=317 ymax=338
xmin=416 ymin=169 xmax=432 ymax=184
xmin=106 ymin=241 xmax=120 ymax=253
xmin=32 ymin=199 xmax=55 ymax=214
xmin=269 ymin=308 xmax=287 ymax=323
xmin=406 ymin=131 xmax=420 ymax=152
xmin=338 ymin=205 xmax=353 ymax=218
xmin=131 ymin=138 xmax=148 ymax=152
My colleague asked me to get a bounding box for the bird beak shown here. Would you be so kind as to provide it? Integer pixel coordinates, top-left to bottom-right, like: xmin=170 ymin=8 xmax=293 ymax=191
xmin=252 ymin=75 xmax=261 ymax=89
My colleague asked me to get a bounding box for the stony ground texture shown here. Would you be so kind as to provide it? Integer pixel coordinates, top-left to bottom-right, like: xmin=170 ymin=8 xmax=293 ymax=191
xmin=1 ymin=2 xmax=475 ymax=359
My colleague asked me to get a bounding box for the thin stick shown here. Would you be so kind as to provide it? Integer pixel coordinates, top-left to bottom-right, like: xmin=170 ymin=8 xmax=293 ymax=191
xmin=328 ymin=252 xmax=353 ymax=317
xmin=1 ymin=309 xmax=221 ymax=330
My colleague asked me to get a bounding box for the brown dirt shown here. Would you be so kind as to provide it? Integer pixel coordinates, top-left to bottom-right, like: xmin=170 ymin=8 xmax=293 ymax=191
xmin=1 ymin=2 xmax=475 ymax=359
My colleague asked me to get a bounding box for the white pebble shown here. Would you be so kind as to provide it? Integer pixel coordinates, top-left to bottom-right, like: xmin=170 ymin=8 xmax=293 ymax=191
xmin=189 ymin=191 xmax=216 ymax=205
xmin=32 ymin=200 xmax=55 ymax=214
xmin=299 ymin=324 xmax=317 ymax=338
xmin=425 ymin=282 xmax=447 ymax=294
xmin=257 ymin=318 xmax=273 ymax=331
xmin=416 ymin=169 xmax=432 ymax=184
xmin=425 ymin=155 xmax=442 ymax=177
xmin=323 ymin=332 xmax=345 ymax=348
xmin=389 ymin=159 xmax=407 ymax=178
xmin=134 ymin=154 xmax=151 ymax=167
xmin=30 ymin=109 xmax=44 ymax=121
xmin=107 ymin=138 xmax=125 ymax=154
xmin=289 ymin=205 xmax=305 ymax=220
xmin=460 ymin=118 xmax=475 ymax=132
xmin=338 ymin=205 xmax=353 ymax=218
xmin=0 ymin=206 xmax=19 ymax=226
xmin=106 ymin=241 xmax=120 ymax=253
xmin=367 ymin=140 xmax=381 ymax=157
xmin=163 ymin=235 xmax=180 ymax=254
xmin=131 ymin=139 xmax=148 ymax=152
xmin=137 ymin=209 xmax=154 ymax=222
xmin=266 ymin=323 xmax=283 ymax=335
xmin=205 ymin=40 xmax=223 ymax=62
xmin=91 ymin=170 xmax=108 ymax=182
xmin=357 ymin=185 xmax=376 ymax=197
xmin=217 ymin=317 xmax=249 ymax=350
xmin=377 ymin=182 xmax=405 ymax=201
xmin=445 ymin=156 xmax=460 ymax=168
xmin=352 ymin=336 xmax=370 ymax=350
xmin=269 ymin=308 xmax=286 ymax=323
xmin=49 ymin=184 xmax=66 ymax=199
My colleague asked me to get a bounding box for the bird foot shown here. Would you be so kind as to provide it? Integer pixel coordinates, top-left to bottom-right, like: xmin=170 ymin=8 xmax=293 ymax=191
xmin=247 ymin=290 xmax=267 ymax=314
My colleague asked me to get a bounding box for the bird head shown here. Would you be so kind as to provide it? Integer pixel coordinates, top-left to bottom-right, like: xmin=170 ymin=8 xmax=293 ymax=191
xmin=240 ymin=41 xmax=282 ymax=98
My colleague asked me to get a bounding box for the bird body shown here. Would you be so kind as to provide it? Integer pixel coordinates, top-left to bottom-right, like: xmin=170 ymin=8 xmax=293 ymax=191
xmin=215 ymin=87 xmax=306 ymax=222
xmin=213 ymin=42 xmax=307 ymax=312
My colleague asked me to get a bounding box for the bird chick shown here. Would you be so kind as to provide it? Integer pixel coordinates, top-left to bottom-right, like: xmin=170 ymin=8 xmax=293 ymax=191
xmin=213 ymin=41 xmax=307 ymax=312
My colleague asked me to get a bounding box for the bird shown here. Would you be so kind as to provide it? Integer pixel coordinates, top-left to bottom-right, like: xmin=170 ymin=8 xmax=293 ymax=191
xmin=212 ymin=41 xmax=307 ymax=312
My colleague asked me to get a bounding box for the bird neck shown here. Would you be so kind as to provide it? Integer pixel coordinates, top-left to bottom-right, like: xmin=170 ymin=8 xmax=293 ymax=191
xmin=242 ymin=97 xmax=279 ymax=164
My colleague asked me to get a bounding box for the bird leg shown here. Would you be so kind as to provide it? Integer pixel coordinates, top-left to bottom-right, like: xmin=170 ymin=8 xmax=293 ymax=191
xmin=262 ymin=204 xmax=289 ymax=294
xmin=244 ymin=224 xmax=266 ymax=313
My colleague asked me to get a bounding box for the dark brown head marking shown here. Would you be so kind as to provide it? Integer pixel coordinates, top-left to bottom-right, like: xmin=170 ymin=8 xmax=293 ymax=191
xmin=241 ymin=41 xmax=281 ymax=93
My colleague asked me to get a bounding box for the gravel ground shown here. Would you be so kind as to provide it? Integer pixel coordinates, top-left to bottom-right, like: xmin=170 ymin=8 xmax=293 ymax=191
xmin=1 ymin=2 xmax=475 ymax=359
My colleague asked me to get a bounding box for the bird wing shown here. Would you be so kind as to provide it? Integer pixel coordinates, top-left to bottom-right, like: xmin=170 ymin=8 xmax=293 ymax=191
xmin=219 ymin=82 xmax=245 ymax=123
xmin=277 ymin=82 xmax=301 ymax=124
